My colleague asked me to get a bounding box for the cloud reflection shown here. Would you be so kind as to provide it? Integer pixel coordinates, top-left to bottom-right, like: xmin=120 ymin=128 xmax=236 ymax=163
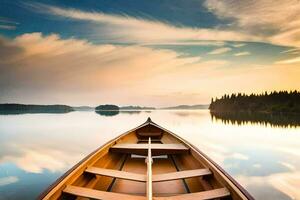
xmin=0 ymin=110 xmax=299 ymax=200
xmin=0 ymin=176 xmax=18 ymax=186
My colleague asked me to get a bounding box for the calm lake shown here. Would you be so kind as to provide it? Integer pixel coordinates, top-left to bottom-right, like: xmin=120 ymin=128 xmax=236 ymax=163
xmin=0 ymin=110 xmax=299 ymax=200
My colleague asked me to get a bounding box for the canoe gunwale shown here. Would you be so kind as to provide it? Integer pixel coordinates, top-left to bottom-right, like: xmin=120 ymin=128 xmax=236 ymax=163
xmin=38 ymin=118 xmax=254 ymax=200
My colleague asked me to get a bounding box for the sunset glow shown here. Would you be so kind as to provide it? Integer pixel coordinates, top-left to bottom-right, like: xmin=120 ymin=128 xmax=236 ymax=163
xmin=0 ymin=0 xmax=299 ymax=106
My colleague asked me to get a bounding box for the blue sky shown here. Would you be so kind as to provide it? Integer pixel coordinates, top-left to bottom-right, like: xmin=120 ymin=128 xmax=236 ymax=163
xmin=0 ymin=0 xmax=299 ymax=106
xmin=0 ymin=0 xmax=220 ymax=37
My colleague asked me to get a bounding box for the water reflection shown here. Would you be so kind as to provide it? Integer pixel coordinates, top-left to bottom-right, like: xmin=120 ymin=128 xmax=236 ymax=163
xmin=95 ymin=110 xmax=152 ymax=116
xmin=210 ymin=111 xmax=300 ymax=128
xmin=0 ymin=176 xmax=18 ymax=186
xmin=120 ymin=110 xmax=144 ymax=114
xmin=95 ymin=110 xmax=120 ymax=116
xmin=0 ymin=110 xmax=299 ymax=200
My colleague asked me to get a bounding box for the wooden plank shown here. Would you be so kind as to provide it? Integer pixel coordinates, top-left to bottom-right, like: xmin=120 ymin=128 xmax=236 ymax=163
xmin=138 ymin=139 xmax=161 ymax=143
xmin=111 ymin=143 xmax=188 ymax=151
xmin=63 ymin=185 xmax=146 ymax=200
xmin=110 ymin=157 xmax=147 ymax=194
xmin=154 ymin=188 xmax=230 ymax=200
xmin=85 ymin=167 xmax=146 ymax=182
xmin=147 ymin=138 xmax=153 ymax=200
xmin=110 ymin=143 xmax=189 ymax=155
xmin=152 ymin=157 xmax=186 ymax=194
xmin=131 ymin=154 xmax=168 ymax=159
xmin=136 ymin=124 xmax=163 ymax=139
xmin=152 ymin=168 xmax=211 ymax=182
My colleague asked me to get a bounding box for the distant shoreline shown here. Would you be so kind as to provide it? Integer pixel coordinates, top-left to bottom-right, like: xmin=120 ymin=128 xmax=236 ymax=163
xmin=160 ymin=104 xmax=209 ymax=110
xmin=0 ymin=104 xmax=74 ymax=114
xmin=0 ymin=103 xmax=209 ymax=115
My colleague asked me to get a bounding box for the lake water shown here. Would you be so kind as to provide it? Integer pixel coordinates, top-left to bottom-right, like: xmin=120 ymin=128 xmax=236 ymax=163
xmin=0 ymin=110 xmax=299 ymax=200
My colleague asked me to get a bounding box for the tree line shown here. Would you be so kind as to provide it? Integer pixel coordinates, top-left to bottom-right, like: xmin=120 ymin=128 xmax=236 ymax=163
xmin=0 ymin=103 xmax=74 ymax=114
xmin=209 ymin=90 xmax=300 ymax=113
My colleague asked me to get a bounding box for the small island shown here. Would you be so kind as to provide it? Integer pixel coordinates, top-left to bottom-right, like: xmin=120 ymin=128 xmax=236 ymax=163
xmin=0 ymin=104 xmax=74 ymax=114
xmin=209 ymin=91 xmax=300 ymax=114
xmin=95 ymin=104 xmax=119 ymax=111
xmin=95 ymin=104 xmax=119 ymax=116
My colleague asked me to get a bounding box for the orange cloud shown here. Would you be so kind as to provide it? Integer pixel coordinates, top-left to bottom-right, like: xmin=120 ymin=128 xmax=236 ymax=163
xmin=0 ymin=33 xmax=299 ymax=106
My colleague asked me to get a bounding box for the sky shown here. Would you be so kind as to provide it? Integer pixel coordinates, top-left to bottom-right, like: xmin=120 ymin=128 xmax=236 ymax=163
xmin=0 ymin=0 xmax=299 ymax=107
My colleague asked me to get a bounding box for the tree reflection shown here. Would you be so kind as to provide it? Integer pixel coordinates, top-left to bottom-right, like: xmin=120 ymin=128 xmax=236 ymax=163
xmin=95 ymin=110 xmax=119 ymax=116
xmin=210 ymin=111 xmax=300 ymax=128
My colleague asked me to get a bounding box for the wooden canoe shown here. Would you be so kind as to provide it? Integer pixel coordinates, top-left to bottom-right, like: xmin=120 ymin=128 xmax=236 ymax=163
xmin=38 ymin=117 xmax=254 ymax=200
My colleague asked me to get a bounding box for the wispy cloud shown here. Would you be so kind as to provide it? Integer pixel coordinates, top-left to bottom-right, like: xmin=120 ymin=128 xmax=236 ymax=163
xmin=24 ymin=2 xmax=300 ymax=48
xmin=24 ymin=2 xmax=260 ymax=44
xmin=204 ymin=0 xmax=300 ymax=47
xmin=0 ymin=17 xmax=18 ymax=30
xmin=234 ymin=51 xmax=250 ymax=56
xmin=275 ymin=56 xmax=300 ymax=64
xmin=281 ymin=48 xmax=300 ymax=55
xmin=0 ymin=17 xmax=19 ymax=24
xmin=208 ymin=47 xmax=232 ymax=55
xmin=232 ymin=43 xmax=246 ymax=48
xmin=0 ymin=24 xmax=16 ymax=30
xmin=143 ymin=40 xmax=226 ymax=46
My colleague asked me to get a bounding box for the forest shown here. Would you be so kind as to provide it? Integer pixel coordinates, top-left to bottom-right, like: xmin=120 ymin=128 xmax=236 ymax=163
xmin=209 ymin=90 xmax=300 ymax=113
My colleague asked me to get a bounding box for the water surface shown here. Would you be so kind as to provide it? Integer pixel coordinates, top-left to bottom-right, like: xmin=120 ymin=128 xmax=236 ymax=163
xmin=0 ymin=110 xmax=299 ymax=200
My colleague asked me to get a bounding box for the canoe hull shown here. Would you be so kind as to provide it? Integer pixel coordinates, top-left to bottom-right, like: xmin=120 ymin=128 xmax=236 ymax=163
xmin=39 ymin=118 xmax=254 ymax=200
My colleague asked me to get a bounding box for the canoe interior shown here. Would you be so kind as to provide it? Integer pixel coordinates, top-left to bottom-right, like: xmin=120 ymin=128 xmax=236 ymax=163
xmin=40 ymin=118 xmax=252 ymax=200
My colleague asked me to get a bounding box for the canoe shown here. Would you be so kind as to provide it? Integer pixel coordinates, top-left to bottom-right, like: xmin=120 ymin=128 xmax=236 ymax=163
xmin=39 ymin=117 xmax=254 ymax=200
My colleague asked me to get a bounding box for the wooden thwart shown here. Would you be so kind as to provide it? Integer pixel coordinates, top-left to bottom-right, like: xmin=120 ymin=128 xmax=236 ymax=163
xmin=85 ymin=167 xmax=146 ymax=182
xmin=65 ymin=138 xmax=227 ymax=200
xmin=63 ymin=185 xmax=146 ymax=200
xmin=63 ymin=185 xmax=230 ymax=200
xmin=138 ymin=139 xmax=161 ymax=143
xmin=110 ymin=143 xmax=189 ymax=155
xmin=85 ymin=167 xmax=211 ymax=182
xmin=152 ymin=168 xmax=211 ymax=182
xmin=154 ymin=188 xmax=230 ymax=200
